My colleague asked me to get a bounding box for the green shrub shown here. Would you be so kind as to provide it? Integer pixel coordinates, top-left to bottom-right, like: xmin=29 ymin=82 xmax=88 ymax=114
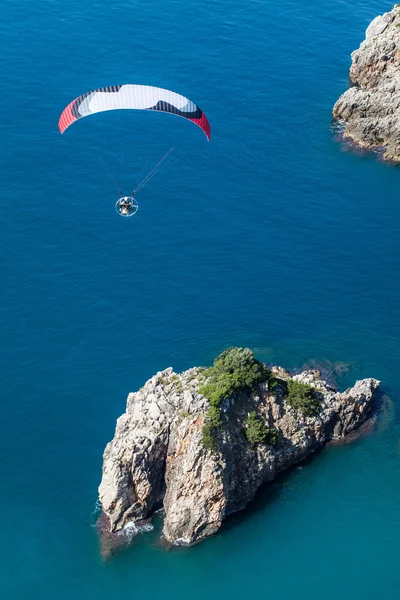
xmin=201 ymin=406 xmax=222 ymax=451
xmin=269 ymin=376 xmax=288 ymax=394
xmin=286 ymin=380 xmax=320 ymax=416
xmin=202 ymin=422 xmax=219 ymax=452
xmin=206 ymin=405 xmax=222 ymax=428
xmin=199 ymin=347 xmax=270 ymax=407
xmin=200 ymin=347 xmax=270 ymax=452
xmin=244 ymin=412 xmax=278 ymax=446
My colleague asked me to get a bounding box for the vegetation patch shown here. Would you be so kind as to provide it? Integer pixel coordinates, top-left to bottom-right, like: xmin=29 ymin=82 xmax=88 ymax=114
xmin=269 ymin=376 xmax=288 ymax=394
xmin=202 ymin=421 xmax=220 ymax=452
xmin=199 ymin=347 xmax=270 ymax=406
xmin=244 ymin=412 xmax=278 ymax=446
xmin=202 ymin=405 xmax=223 ymax=451
xmin=200 ymin=347 xmax=270 ymax=451
xmin=285 ymin=379 xmax=320 ymax=416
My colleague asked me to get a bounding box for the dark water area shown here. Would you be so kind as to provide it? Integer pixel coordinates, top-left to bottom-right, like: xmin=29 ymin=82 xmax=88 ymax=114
xmin=1 ymin=0 xmax=400 ymax=598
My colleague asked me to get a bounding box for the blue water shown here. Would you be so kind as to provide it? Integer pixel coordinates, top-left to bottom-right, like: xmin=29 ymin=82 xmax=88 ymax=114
xmin=1 ymin=0 xmax=400 ymax=597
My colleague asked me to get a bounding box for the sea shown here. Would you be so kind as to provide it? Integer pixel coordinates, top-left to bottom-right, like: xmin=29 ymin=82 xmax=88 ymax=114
xmin=1 ymin=0 xmax=400 ymax=597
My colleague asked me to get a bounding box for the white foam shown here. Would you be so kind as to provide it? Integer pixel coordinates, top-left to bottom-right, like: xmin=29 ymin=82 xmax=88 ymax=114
xmin=122 ymin=520 xmax=154 ymax=541
xmin=173 ymin=537 xmax=191 ymax=546
xmin=89 ymin=499 xmax=102 ymax=526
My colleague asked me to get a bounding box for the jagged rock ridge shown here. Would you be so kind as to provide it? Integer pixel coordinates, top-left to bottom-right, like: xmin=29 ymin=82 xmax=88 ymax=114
xmin=333 ymin=6 xmax=400 ymax=161
xmin=98 ymin=360 xmax=380 ymax=548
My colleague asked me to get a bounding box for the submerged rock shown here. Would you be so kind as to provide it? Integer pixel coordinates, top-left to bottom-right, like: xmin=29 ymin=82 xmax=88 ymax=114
xmin=98 ymin=357 xmax=380 ymax=548
xmin=333 ymin=6 xmax=400 ymax=161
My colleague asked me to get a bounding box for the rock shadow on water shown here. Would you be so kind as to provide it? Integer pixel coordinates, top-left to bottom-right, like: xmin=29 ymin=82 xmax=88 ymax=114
xmin=220 ymin=389 xmax=390 ymax=537
xmin=219 ymin=448 xmax=324 ymax=536
xmin=96 ymin=511 xmax=156 ymax=560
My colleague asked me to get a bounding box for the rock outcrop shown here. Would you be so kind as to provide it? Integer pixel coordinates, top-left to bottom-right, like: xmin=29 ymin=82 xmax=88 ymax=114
xmin=333 ymin=6 xmax=400 ymax=161
xmin=98 ymin=364 xmax=380 ymax=547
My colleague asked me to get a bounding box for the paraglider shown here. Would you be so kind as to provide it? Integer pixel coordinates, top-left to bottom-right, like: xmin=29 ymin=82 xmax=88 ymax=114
xmin=59 ymin=84 xmax=210 ymax=216
xmin=58 ymin=84 xmax=211 ymax=139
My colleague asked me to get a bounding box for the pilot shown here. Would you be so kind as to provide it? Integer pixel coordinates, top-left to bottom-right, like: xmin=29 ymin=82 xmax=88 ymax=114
xmin=119 ymin=197 xmax=132 ymax=215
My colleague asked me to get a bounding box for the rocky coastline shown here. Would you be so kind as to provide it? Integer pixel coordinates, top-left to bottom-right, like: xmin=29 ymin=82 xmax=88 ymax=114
xmin=333 ymin=6 xmax=400 ymax=162
xmin=98 ymin=349 xmax=380 ymax=552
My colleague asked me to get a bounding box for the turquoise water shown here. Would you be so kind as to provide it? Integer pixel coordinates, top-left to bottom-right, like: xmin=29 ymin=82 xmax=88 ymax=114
xmin=1 ymin=0 xmax=400 ymax=597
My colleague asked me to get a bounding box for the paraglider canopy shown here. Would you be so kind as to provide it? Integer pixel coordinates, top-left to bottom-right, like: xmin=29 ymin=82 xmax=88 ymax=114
xmin=116 ymin=196 xmax=138 ymax=217
xmin=58 ymin=84 xmax=211 ymax=140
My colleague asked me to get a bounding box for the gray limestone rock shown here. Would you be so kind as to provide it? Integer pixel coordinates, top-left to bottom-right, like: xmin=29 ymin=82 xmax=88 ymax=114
xmin=333 ymin=7 xmax=400 ymax=161
xmin=98 ymin=364 xmax=380 ymax=547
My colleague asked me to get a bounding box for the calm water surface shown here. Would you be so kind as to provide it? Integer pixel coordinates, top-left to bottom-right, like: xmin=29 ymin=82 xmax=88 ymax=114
xmin=1 ymin=0 xmax=400 ymax=598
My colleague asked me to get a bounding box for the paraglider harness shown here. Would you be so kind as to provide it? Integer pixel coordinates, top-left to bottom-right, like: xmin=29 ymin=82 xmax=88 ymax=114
xmin=114 ymin=147 xmax=174 ymax=217
xmin=115 ymin=195 xmax=138 ymax=217
xmin=98 ymin=146 xmax=174 ymax=217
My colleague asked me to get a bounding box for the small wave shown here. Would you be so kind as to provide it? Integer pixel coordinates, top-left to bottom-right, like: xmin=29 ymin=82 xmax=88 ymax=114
xmin=122 ymin=521 xmax=154 ymax=542
xmin=173 ymin=537 xmax=191 ymax=546
xmin=89 ymin=499 xmax=102 ymax=527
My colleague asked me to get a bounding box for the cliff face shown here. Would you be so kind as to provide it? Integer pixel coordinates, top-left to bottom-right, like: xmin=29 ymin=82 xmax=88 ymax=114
xmin=98 ymin=364 xmax=380 ymax=547
xmin=333 ymin=7 xmax=400 ymax=161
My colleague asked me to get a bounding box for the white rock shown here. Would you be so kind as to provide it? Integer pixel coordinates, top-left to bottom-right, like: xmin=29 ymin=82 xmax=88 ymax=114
xmin=98 ymin=364 xmax=380 ymax=547
xmin=366 ymin=12 xmax=394 ymax=40
xmin=333 ymin=8 xmax=400 ymax=161
xmin=148 ymin=402 xmax=161 ymax=420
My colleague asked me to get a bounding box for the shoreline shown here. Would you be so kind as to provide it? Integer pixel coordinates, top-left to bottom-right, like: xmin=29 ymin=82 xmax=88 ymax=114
xmin=97 ymin=348 xmax=381 ymax=553
xmin=333 ymin=6 xmax=400 ymax=162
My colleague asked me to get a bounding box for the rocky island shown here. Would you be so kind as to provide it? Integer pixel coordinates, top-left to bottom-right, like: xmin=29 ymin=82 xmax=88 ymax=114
xmin=98 ymin=348 xmax=380 ymax=550
xmin=333 ymin=5 xmax=400 ymax=161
